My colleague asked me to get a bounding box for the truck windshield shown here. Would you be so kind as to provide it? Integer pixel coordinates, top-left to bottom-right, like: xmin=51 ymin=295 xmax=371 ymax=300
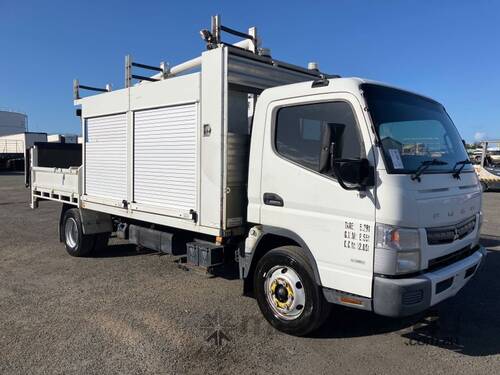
xmin=361 ymin=83 xmax=471 ymax=175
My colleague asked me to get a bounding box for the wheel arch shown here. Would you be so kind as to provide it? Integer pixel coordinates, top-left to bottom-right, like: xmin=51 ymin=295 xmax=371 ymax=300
xmin=59 ymin=206 xmax=113 ymax=242
xmin=243 ymin=226 xmax=322 ymax=294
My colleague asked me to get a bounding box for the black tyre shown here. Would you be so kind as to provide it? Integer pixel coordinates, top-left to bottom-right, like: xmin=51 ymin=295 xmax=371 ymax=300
xmin=253 ymin=246 xmax=331 ymax=336
xmin=62 ymin=208 xmax=95 ymax=257
xmin=481 ymin=181 xmax=488 ymax=192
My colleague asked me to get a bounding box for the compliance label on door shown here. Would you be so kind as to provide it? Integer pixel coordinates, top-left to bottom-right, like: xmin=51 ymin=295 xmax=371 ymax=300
xmin=343 ymin=220 xmax=374 ymax=252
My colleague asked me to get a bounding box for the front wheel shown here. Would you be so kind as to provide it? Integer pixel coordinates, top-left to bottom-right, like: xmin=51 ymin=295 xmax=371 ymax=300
xmin=253 ymin=246 xmax=331 ymax=336
xmin=481 ymin=181 xmax=488 ymax=192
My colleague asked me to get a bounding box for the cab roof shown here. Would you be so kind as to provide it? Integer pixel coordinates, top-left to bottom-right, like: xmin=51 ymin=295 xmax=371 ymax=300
xmin=260 ymin=77 xmax=440 ymax=106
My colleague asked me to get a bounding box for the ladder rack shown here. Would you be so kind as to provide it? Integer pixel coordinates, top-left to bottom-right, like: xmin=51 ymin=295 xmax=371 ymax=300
xmin=73 ymin=14 xmax=335 ymax=100
xmin=125 ymin=55 xmax=168 ymax=88
xmin=200 ymin=14 xmax=258 ymax=53
xmin=73 ymin=79 xmax=112 ymax=100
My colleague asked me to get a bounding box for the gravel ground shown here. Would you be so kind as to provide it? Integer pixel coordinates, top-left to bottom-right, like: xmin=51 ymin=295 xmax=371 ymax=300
xmin=1 ymin=172 xmax=499 ymax=374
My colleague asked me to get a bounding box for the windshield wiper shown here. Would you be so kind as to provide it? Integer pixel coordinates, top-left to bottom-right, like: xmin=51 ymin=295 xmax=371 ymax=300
xmin=452 ymin=159 xmax=472 ymax=179
xmin=411 ymin=159 xmax=448 ymax=182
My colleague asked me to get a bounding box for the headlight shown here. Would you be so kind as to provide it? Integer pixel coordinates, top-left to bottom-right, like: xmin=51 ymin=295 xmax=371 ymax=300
xmin=374 ymin=224 xmax=421 ymax=275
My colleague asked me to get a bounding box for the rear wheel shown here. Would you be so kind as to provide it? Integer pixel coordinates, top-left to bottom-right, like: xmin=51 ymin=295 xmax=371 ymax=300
xmin=62 ymin=208 xmax=95 ymax=257
xmin=253 ymin=246 xmax=331 ymax=336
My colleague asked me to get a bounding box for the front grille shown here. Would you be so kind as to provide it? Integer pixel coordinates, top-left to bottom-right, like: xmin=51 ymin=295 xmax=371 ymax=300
xmin=428 ymin=245 xmax=477 ymax=271
xmin=426 ymin=216 xmax=476 ymax=245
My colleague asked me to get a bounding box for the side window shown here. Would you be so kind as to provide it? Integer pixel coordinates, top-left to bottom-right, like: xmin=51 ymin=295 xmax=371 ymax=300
xmin=275 ymin=101 xmax=363 ymax=173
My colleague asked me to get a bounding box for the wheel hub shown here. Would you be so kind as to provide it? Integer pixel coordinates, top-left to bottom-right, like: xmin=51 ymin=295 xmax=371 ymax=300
xmin=265 ymin=266 xmax=306 ymax=320
xmin=274 ymin=284 xmax=289 ymax=303
xmin=65 ymin=217 xmax=78 ymax=248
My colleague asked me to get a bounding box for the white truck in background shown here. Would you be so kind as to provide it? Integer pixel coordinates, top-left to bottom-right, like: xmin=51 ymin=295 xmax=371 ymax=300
xmin=0 ymin=132 xmax=47 ymax=170
xmin=29 ymin=16 xmax=486 ymax=336
xmin=474 ymin=140 xmax=500 ymax=191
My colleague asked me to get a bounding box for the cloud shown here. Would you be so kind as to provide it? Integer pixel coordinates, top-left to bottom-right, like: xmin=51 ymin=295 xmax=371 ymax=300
xmin=474 ymin=132 xmax=487 ymax=142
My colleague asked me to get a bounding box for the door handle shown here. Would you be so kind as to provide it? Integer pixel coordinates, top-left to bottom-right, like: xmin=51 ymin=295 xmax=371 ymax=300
xmin=263 ymin=193 xmax=284 ymax=207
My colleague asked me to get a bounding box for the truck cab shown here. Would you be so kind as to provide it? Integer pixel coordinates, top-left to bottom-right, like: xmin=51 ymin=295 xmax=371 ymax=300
xmin=243 ymin=77 xmax=485 ymax=333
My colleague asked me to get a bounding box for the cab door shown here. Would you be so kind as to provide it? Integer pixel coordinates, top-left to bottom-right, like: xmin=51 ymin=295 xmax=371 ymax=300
xmin=259 ymin=93 xmax=376 ymax=297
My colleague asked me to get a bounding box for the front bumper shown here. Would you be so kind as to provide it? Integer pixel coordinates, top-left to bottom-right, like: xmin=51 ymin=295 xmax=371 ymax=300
xmin=372 ymin=245 xmax=486 ymax=317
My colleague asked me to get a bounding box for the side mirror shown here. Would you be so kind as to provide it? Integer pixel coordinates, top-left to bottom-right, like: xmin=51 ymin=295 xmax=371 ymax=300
xmin=319 ymin=122 xmax=374 ymax=190
xmin=333 ymin=158 xmax=375 ymax=191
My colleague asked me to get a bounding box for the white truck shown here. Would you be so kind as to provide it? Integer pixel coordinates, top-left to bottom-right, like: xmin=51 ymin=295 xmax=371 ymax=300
xmin=474 ymin=140 xmax=500 ymax=191
xmin=29 ymin=16 xmax=486 ymax=336
xmin=0 ymin=131 xmax=47 ymax=170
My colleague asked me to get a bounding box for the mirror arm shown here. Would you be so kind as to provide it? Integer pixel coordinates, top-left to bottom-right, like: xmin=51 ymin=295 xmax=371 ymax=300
xmin=329 ymin=142 xmax=335 ymax=171
xmin=362 ymin=166 xmax=376 ymax=188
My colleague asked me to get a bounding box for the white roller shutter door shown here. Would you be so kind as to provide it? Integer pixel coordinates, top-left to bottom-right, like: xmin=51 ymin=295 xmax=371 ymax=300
xmin=134 ymin=104 xmax=198 ymax=214
xmin=85 ymin=113 xmax=127 ymax=201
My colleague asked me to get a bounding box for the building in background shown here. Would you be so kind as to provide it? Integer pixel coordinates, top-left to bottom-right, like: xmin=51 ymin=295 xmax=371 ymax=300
xmin=0 ymin=110 xmax=27 ymax=136
xmin=0 ymin=110 xmax=80 ymax=171
xmin=48 ymin=134 xmax=78 ymax=143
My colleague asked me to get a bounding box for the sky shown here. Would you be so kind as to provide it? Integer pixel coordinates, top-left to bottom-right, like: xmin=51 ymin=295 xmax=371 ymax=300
xmin=0 ymin=0 xmax=499 ymax=142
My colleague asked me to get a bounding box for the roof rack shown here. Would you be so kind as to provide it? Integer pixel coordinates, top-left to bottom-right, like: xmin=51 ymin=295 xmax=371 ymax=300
xmin=200 ymin=14 xmax=258 ymax=53
xmin=73 ymin=79 xmax=111 ymax=100
xmin=125 ymin=55 xmax=168 ymax=88
xmin=74 ymin=15 xmax=337 ymax=98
